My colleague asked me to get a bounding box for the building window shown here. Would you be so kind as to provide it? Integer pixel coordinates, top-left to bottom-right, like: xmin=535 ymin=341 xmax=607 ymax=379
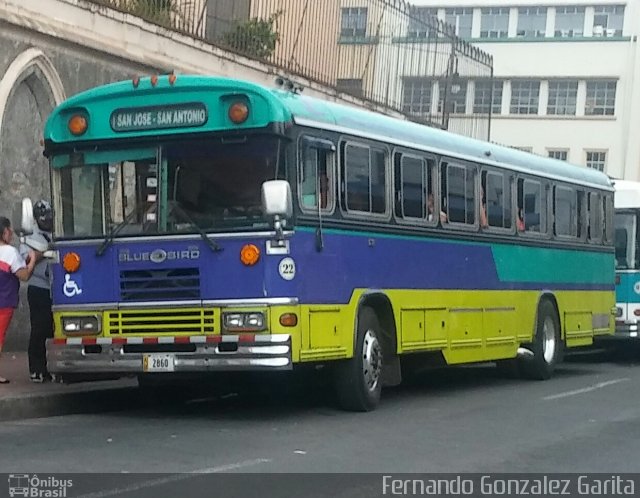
xmin=586 ymin=151 xmax=607 ymax=172
xmin=480 ymin=7 xmax=509 ymax=38
xmin=438 ymin=80 xmax=467 ymax=114
xmin=548 ymin=149 xmax=568 ymax=161
xmin=337 ymin=79 xmax=363 ymax=98
xmin=593 ymin=5 xmax=624 ymax=37
xmin=585 ymin=80 xmax=617 ymax=115
xmin=407 ymin=7 xmax=438 ymax=38
xmin=445 ymin=8 xmax=473 ymax=38
xmin=554 ymin=6 xmax=585 ymax=37
xmin=402 ymin=78 xmax=433 ymax=118
xmin=474 ymin=80 xmax=503 ymax=114
xmin=547 ymin=80 xmax=578 ymax=115
xmin=341 ymin=7 xmax=368 ymax=38
xmin=517 ymin=7 xmax=546 ymax=38
xmin=510 ymin=80 xmax=540 ymax=115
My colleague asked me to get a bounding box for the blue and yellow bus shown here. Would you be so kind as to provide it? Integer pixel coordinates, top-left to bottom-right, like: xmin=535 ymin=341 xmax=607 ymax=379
xmin=613 ymin=180 xmax=640 ymax=340
xmin=41 ymin=75 xmax=615 ymax=411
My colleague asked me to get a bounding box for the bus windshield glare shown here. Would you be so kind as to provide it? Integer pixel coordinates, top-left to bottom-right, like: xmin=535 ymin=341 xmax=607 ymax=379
xmin=54 ymin=135 xmax=280 ymax=238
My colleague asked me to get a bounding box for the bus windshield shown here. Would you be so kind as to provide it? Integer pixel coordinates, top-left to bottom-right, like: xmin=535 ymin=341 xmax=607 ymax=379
xmin=54 ymin=136 xmax=281 ymax=239
xmin=614 ymin=212 xmax=638 ymax=270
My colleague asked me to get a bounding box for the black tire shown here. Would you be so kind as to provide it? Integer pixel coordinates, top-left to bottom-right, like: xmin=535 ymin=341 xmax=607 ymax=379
xmin=334 ymin=307 xmax=384 ymax=411
xmin=520 ymin=300 xmax=563 ymax=380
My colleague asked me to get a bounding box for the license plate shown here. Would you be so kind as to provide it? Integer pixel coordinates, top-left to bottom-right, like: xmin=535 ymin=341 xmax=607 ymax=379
xmin=143 ymin=354 xmax=175 ymax=372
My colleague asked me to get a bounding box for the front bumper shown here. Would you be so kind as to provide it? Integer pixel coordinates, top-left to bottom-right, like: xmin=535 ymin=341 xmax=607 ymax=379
xmin=46 ymin=334 xmax=292 ymax=373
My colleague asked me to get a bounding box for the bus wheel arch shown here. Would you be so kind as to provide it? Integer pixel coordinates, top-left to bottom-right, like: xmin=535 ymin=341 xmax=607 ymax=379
xmin=520 ymin=294 xmax=563 ymax=380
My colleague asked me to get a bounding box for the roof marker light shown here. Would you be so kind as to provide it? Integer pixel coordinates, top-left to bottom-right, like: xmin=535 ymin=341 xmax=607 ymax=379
xmin=68 ymin=115 xmax=88 ymax=136
xmin=229 ymin=102 xmax=249 ymax=124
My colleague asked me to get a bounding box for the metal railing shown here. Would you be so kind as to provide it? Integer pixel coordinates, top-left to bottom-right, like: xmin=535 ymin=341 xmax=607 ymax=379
xmin=88 ymin=0 xmax=494 ymax=140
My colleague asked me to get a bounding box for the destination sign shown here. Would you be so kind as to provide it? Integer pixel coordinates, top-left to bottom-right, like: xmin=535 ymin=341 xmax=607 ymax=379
xmin=110 ymin=103 xmax=208 ymax=132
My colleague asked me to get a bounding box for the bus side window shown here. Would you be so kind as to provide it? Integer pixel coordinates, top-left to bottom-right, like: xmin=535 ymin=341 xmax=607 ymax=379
xmin=342 ymin=142 xmax=387 ymax=215
xmin=299 ymin=138 xmax=335 ymax=213
xmin=442 ymin=161 xmax=475 ymax=225
xmin=518 ymin=178 xmax=545 ymax=233
xmin=482 ymin=170 xmax=512 ymax=229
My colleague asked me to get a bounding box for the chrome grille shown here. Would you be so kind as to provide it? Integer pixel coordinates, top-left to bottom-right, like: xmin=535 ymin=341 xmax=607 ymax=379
xmin=120 ymin=268 xmax=200 ymax=301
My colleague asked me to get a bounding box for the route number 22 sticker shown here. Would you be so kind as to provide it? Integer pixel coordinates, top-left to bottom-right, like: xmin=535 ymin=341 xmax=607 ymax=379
xmin=278 ymin=257 xmax=296 ymax=281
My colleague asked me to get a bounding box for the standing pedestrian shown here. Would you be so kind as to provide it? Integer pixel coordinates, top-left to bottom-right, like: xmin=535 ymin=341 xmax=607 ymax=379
xmin=0 ymin=216 xmax=37 ymax=384
xmin=20 ymin=200 xmax=54 ymax=383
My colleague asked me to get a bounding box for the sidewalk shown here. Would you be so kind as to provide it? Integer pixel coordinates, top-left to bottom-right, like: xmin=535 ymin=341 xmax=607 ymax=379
xmin=0 ymin=352 xmax=139 ymax=421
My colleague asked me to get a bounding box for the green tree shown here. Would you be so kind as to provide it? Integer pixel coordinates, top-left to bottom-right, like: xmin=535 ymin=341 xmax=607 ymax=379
xmin=221 ymin=11 xmax=282 ymax=59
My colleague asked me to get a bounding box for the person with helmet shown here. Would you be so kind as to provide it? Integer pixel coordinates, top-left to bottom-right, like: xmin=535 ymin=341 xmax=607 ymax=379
xmin=20 ymin=200 xmax=54 ymax=383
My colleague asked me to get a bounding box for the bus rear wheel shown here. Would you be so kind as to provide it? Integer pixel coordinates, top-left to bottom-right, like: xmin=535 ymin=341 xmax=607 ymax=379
xmin=521 ymin=300 xmax=563 ymax=380
xmin=334 ymin=307 xmax=383 ymax=411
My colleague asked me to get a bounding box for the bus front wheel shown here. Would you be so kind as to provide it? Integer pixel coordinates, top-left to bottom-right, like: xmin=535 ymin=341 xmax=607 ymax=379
xmin=521 ymin=300 xmax=563 ymax=380
xmin=333 ymin=307 xmax=383 ymax=411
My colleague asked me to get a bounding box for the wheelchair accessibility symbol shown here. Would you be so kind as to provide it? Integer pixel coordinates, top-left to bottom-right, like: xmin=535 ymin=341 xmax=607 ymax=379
xmin=63 ymin=274 xmax=83 ymax=297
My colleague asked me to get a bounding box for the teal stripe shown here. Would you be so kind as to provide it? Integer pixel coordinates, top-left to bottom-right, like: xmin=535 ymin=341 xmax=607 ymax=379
xmin=493 ymin=245 xmax=613 ymax=284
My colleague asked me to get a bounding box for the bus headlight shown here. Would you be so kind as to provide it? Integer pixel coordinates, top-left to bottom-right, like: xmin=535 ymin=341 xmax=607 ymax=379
xmin=222 ymin=312 xmax=265 ymax=332
xmin=62 ymin=315 xmax=101 ymax=335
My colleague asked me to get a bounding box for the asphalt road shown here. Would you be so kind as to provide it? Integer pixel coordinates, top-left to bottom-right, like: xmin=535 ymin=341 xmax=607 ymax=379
xmin=1 ymin=347 xmax=639 ymax=497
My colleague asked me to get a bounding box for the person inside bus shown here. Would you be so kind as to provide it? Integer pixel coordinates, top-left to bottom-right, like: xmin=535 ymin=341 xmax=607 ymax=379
xmin=516 ymin=208 xmax=525 ymax=231
xmin=479 ymin=185 xmax=488 ymax=228
xmin=427 ymin=193 xmax=447 ymax=223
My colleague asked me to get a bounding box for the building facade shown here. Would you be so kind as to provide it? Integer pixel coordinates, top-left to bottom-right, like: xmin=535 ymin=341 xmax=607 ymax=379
xmin=405 ymin=0 xmax=640 ymax=179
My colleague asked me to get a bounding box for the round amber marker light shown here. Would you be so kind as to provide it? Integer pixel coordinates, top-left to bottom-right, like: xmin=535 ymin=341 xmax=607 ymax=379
xmin=68 ymin=115 xmax=88 ymax=136
xmin=240 ymin=244 xmax=260 ymax=266
xmin=228 ymin=102 xmax=249 ymax=124
xmin=62 ymin=252 xmax=81 ymax=273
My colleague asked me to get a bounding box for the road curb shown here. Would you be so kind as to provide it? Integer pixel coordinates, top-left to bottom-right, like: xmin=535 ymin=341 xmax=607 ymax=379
xmin=0 ymin=384 xmax=141 ymax=421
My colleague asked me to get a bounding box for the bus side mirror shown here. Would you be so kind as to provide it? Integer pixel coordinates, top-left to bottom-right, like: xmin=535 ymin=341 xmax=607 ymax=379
xmin=261 ymin=180 xmax=292 ymax=220
xmin=13 ymin=198 xmax=35 ymax=236
xmin=261 ymin=180 xmax=292 ymax=242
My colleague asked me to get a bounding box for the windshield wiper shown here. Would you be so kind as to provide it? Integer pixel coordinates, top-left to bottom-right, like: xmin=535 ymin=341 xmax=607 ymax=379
xmin=96 ymin=203 xmax=152 ymax=256
xmin=169 ymin=202 xmax=223 ymax=253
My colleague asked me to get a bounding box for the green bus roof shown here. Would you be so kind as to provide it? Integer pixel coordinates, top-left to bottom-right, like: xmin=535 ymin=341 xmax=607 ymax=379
xmin=44 ymin=75 xmax=612 ymax=190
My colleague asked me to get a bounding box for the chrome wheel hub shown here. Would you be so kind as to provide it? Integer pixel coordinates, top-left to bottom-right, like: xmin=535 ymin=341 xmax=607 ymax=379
xmin=362 ymin=330 xmax=382 ymax=391
xmin=542 ymin=317 xmax=556 ymax=364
